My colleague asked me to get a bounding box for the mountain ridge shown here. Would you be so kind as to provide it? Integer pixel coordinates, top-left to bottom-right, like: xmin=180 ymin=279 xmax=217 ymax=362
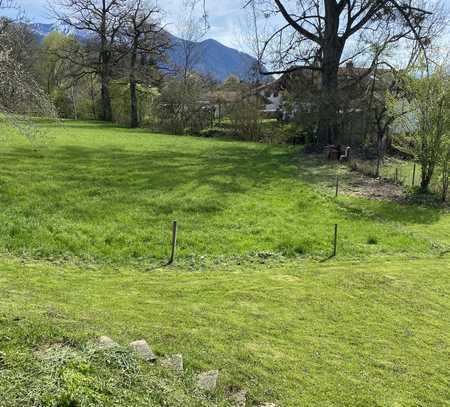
xmin=29 ymin=22 xmax=264 ymax=82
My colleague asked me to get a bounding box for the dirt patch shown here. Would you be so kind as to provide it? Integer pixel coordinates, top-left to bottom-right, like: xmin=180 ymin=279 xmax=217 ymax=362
xmin=34 ymin=342 xmax=71 ymax=360
xmin=343 ymin=173 xmax=407 ymax=202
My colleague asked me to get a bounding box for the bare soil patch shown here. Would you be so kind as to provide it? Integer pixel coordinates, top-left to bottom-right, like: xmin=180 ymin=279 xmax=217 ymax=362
xmin=343 ymin=173 xmax=408 ymax=202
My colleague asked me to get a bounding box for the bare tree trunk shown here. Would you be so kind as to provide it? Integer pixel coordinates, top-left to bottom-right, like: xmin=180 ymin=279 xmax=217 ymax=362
xmin=442 ymin=158 xmax=449 ymax=202
xmin=375 ymin=122 xmax=387 ymax=177
xmin=317 ymin=62 xmax=340 ymax=145
xmin=376 ymin=136 xmax=383 ymax=178
xmin=421 ymin=164 xmax=434 ymax=192
xmin=316 ymin=3 xmax=342 ymax=145
xmin=130 ymin=78 xmax=138 ymax=128
xmin=100 ymin=73 xmax=112 ymax=122
xmin=71 ymin=85 xmax=78 ymax=119
xmin=129 ymin=43 xmax=139 ymax=128
xmin=100 ymin=10 xmax=113 ymax=122
xmin=90 ymin=74 xmax=97 ymax=119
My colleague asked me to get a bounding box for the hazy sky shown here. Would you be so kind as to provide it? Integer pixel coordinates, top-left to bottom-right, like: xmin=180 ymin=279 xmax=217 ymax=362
xmin=5 ymin=0 xmax=448 ymax=58
xmin=5 ymin=0 xmax=249 ymax=49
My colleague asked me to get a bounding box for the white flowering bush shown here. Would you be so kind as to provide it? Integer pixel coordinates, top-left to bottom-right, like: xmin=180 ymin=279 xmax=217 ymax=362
xmin=0 ymin=16 xmax=57 ymax=141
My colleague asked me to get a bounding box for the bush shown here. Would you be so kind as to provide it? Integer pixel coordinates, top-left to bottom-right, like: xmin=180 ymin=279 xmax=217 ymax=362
xmin=155 ymin=75 xmax=212 ymax=134
xmin=110 ymin=82 xmax=159 ymax=126
xmin=199 ymin=127 xmax=235 ymax=138
xmin=228 ymin=97 xmax=264 ymax=141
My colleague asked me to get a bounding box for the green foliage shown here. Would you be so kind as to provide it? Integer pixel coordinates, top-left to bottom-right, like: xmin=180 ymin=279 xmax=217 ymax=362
xmin=390 ymin=65 xmax=450 ymax=192
xmin=199 ymin=127 xmax=235 ymax=138
xmin=51 ymin=87 xmax=75 ymax=118
xmin=228 ymin=97 xmax=264 ymax=141
xmin=110 ymin=81 xmax=159 ymax=126
xmin=222 ymin=74 xmax=241 ymax=89
xmin=155 ymin=75 xmax=212 ymax=134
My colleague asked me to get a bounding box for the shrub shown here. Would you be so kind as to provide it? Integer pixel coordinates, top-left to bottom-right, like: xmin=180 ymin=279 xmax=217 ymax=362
xmin=155 ymin=75 xmax=212 ymax=134
xmin=228 ymin=97 xmax=264 ymax=141
xmin=199 ymin=127 xmax=235 ymax=138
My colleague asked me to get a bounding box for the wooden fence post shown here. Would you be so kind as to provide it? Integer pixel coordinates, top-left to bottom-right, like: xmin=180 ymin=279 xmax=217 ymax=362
xmin=333 ymin=224 xmax=338 ymax=257
xmin=335 ymin=176 xmax=339 ymax=197
xmin=412 ymin=163 xmax=416 ymax=187
xmin=168 ymin=220 xmax=177 ymax=265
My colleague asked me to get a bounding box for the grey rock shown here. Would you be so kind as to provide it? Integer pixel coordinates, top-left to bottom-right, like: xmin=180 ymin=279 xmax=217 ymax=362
xmin=160 ymin=354 xmax=183 ymax=373
xmin=197 ymin=370 xmax=219 ymax=392
xmin=98 ymin=336 xmax=119 ymax=349
xmin=257 ymin=404 xmax=279 ymax=407
xmin=229 ymin=389 xmax=247 ymax=406
xmin=129 ymin=339 xmax=157 ymax=362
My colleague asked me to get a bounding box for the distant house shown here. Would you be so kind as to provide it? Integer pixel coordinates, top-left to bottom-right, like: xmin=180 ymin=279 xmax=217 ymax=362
xmin=255 ymin=62 xmax=399 ymax=142
xmin=255 ymin=84 xmax=283 ymax=115
xmin=204 ymin=89 xmax=242 ymax=121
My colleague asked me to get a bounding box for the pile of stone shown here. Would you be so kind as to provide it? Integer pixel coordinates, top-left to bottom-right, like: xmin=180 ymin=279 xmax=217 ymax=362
xmin=97 ymin=336 xmax=279 ymax=407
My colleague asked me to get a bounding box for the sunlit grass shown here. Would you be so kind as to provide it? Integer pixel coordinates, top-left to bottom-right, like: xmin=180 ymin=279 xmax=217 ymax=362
xmin=0 ymin=256 xmax=449 ymax=406
xmin=0 ymin=120 xmax=448 ymax=266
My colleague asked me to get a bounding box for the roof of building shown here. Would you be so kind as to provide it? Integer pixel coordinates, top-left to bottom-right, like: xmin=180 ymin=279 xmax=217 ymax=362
xmin=255 ymin=62 xmax=395 ymax=94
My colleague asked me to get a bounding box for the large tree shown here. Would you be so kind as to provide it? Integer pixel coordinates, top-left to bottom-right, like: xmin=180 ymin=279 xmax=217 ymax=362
xmin=53 ymin=0 xmax=132 ymax=122
xmin=122 ymin=0 xmax=168 ymax=128
xmin=245 ymin=0 xmax=442 ymax=144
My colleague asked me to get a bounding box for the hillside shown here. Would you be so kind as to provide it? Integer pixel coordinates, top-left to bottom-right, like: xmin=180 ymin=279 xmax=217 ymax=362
xmin=0 ymin=119 xmax=449 ymax=406
xmin=29 ymin=23 xmax=263 ymax=82
xmin=166 ymin=34 xmax=262 ymax=82
xmin=1 ymin=120 xmax=449 ymax=265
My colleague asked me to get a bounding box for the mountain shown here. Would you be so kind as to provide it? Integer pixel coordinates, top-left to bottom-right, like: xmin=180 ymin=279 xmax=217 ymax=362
xmin=28 ymin=23 xmax=264 ymax=82
xmin=166 ymin=34 xmax=263 ymax=82
xmin=29 ymin=23 xmax=56 ymax=37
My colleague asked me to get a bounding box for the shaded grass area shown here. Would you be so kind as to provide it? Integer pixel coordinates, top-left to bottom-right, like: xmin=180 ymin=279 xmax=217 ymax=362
xmin=0 ymin=120 xmax=449 ymax=265
xmin=0 ymin=256 xmax=449 ymax=406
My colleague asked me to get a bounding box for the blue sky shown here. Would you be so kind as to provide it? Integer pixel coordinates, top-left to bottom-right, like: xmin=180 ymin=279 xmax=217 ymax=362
xmin=5 ymin=0 xmax=248 ymax=49
xmin=5 ymin=0 xmax=448 ymax=59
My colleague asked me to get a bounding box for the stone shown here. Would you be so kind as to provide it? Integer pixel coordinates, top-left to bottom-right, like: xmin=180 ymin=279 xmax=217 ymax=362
xmin=160 ymin=354 xmax=183 ymax=373
xmin=98 ymin=336 xmax=119 ymax=349
xmin=257 ymin=404 xmax=279 ymax=407
xmin=229 ymin=389 xmax=247 ymax=407
xmin=129 ymin=339 xmax=157 ymax=362
xmin=197 ymin=370 xmax=219 ymax=392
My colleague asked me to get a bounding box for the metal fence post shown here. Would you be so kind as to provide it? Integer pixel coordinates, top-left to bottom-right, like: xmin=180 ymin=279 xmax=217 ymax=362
xmin=168 ymin=220 xmax=177 ymax=265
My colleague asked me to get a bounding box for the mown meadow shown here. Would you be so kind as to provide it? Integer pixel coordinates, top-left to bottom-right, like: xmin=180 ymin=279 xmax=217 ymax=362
xmin=0 ymin=120 xmax=449 ymax=406
xmin=0 ymin=120 xmax=448 ymax=266
xmin=1 ymin=256 xmax=449 ymax=406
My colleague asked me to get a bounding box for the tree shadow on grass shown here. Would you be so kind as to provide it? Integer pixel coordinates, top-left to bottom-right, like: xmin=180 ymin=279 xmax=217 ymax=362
xmin=294 ymin=153 xmax=443 ymax=226
xmin=1 ymin=143 xmax=297 ymax=218
xmin=2 ymin=141 xmax=443 ymax=228
xmin=335 ymin=199 xmax=441 ymax=225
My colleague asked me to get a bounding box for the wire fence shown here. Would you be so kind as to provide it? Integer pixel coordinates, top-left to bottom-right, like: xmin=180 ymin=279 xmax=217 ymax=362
xmin=351 ymin=159 xmax=448 ymax=201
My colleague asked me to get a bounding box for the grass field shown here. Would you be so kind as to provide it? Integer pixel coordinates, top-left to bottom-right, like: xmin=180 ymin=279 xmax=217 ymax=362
xmin=0 ymin=120 xmax=449 ymax=266
xmin=0 ymin=256 xmax=449 ymax=406
xmin=1 ymin=120 xmax=449 ymax=406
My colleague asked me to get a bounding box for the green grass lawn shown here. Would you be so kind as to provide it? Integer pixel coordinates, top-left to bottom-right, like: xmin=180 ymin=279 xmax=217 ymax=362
xmin=1 ymin=120 xmax=449 ymax=406
xmin=0 ymin=256 xmax=449 ymax=406
xmin=0 ymin=120 xmax=449 ymax=266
